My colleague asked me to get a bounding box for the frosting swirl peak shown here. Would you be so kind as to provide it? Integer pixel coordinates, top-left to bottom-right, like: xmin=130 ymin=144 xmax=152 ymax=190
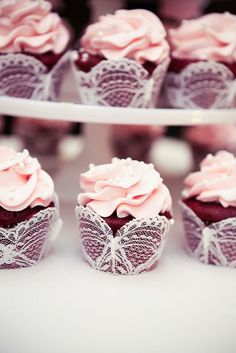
xmin=169 ymin=12 xmax=236 ymax=62
xmin=0 ymin=146 xmax=54 ymax=211
xmin=81 ymin=9 xmax=169 ymax=64
xmin=0 ymin=0 xmax=70 ymax=54
xmin=183 ymin=151 xmax=236 ymax=207
xmin=78 ymin=157 xmax=172 ymax=218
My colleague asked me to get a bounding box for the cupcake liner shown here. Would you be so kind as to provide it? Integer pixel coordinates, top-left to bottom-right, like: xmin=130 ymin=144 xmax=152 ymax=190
xmin=166 ymin=61 xmax=236 ymax=109
xmin=75 ymin=205 xmax=173 ymax=275
xmin=0 ymin=205 xmax=62 ymax=269
xmin=71 ymin=51 xmax=170 ymax=108
xmin=180 ymin=202 xmax=236 ymax=267
xmin=0 ymin=51 xmax=70 ymax=101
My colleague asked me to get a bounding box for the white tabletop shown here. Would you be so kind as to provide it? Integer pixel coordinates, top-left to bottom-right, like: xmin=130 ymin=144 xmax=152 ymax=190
xmin=0 ymin=179 xmax=236 ymax=353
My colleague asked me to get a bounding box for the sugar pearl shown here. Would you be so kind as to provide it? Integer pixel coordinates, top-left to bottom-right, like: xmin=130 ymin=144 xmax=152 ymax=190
xmin=182 ymin=190 xmax=188 ymax=198
xmin=112 ymin=157 xmax=119 ymax=164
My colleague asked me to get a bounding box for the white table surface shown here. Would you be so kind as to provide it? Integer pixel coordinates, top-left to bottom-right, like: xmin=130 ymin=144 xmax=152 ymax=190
xmin=0 ymin=173 xmax=236 ymax=353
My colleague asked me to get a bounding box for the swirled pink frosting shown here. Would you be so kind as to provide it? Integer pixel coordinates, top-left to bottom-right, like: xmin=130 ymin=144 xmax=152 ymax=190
xmin=185 ymin=125 xmax=236 ymax=151
xmin=0 ymin=0 xmax=69 ymax=54
xmin=0 ymin=146 xmax=54 ymax=211
xmin=169 ymin=12 xmax=236 ymax=62
xmin=81 ymin=9 xmax=170 ymax=64
xmin=183 ymin=151 xmax=236 ymax=207
xmin=78 ymin=157 xmax=172 ymax=218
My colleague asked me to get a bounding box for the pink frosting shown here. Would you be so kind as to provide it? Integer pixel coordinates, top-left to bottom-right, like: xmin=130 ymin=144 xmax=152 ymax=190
xmin=185 ymin=125 xmax=236 ymax=151
xmin=183 ymin=151 xmax=236 ymax=207
xmin=169 ymin=12 xmax=236 ymax=62
xmin=0 ymin=0 xmax=70 ymax=54
xmin=0 ymin=146 xmax=54 ymax=211
xmin=81 ymin=9 xmax=170 ymax=64
xmin=78 ymin=157 xmax=172 ymax=218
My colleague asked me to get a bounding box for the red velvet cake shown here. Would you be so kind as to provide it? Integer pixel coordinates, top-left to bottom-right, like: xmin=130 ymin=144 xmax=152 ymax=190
xmin=75 ymin=48 xmax=157 ymax=76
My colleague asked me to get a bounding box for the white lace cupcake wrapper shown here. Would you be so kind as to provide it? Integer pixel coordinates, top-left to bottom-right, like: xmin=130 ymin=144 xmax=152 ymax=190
xmin=166 ymin=60 xmax=236 ymax=109
xmin=75 ymin=205 xmax=173 ymax=275
xmin=180 ymin=202 xmax=236 ymax=267
xmin=0 ymin=206 xmax=62 ymax=269
xmin=70 ymin=51 xmax=170 ymax=108
xmin=0 ymin=51 xmax=70 ymax=101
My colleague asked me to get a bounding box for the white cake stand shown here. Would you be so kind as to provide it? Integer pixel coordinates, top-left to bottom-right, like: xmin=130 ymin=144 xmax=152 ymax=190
xmin=0 ymin=97 xmax=235 ymax=353
xmin=1 ymin=96 xmax=236 ymax=125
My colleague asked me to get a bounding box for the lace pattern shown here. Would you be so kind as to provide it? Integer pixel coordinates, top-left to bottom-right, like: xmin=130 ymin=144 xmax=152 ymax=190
xmin=75 ymin=205 xmax=173 ymax=275
xmin=0 ymin=52 xmax=70 ymax=101
xmin=180 ymin=202 xmax=236 ymax=267
xmin=0 ymin=207 xmax=62 ymax=269
xmin=166 ymin=61 xmax=236 ymax=109
xmin=71 ymin=52 xmax=169 ymax=108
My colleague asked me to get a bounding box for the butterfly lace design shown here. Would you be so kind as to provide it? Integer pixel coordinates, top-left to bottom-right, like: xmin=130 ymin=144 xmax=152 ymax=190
xmin=166 ymin=61 xmax=236 ymax=109
xmin=0 ymin=52 xmax=70 ymax=101
xmin=75 ymin=205 xmax=173 ymax=275
xmin=180 ymin=202 xmax=236 ymax=267
xmin=0 ymin=207 xmax=62 ymax=269
xmin=71 ymin=54 xmax=169 ymax=108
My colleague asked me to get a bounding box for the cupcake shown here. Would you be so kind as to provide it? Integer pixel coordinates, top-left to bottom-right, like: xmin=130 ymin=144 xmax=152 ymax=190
xmin=71 ymin=9 xmax=170 ymax=107
xmin=112 ymin=124 xmax=166 ymax=162
xmin=0 ymin=0 xmax=70 ymax=100
xmin=0 ymin=146 xmax=62 ymax=269
xmin=13 ymin=117 xmax=72 ymax=174
xmin=167 ymin=13 xmax=236 ymax=108
xmin=184 ymin=124 xmax=236 ymax=169
xmin=75 ymin=157 xmax=174 ymax=275
xmin=181 ymin=151 xmax=236 ymax=267
xmin=13 ymin=117 xmax=72 ymax=170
